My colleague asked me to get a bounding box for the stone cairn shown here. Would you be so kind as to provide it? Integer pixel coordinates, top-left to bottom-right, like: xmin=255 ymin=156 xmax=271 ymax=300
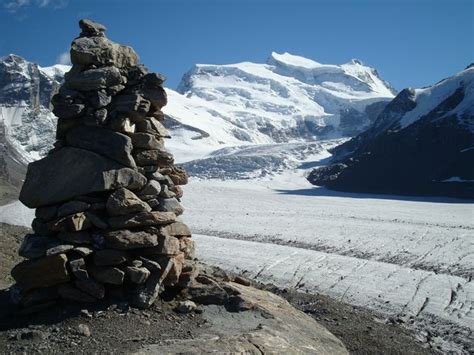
xmin=10 ymin=19 xmax=197 ymax=311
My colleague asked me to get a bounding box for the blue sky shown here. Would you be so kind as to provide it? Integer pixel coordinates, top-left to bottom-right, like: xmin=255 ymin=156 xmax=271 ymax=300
xmin=0 ymin=0 xmax=472 ymax=91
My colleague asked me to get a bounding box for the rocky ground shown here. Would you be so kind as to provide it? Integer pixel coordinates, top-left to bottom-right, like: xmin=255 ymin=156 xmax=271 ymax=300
xmin=0 ymin=223 xmax=434 ymax=354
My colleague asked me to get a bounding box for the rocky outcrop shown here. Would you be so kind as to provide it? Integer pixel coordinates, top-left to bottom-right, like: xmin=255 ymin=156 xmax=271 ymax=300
xmin=308 ymin=66 xmax=474 ymax=198
xmin=10 ymin=19 xmax=197 ymax=311
xmin=138 ymin=280 xmax=348 ymax=354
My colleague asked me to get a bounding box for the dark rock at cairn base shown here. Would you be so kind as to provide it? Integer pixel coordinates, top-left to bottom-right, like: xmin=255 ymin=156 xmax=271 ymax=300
xmin=125 ymin=266 xmax=151 ymax=284
xmin=75 ymin=279 xmax=105 ymax=299
xmin=65 ymin=66 xmax=123 ymax=91
xmin=58 ymin=284 xmax=97 ymax=303
xmin=103 ymin=229 xmax=159 ymax=249
xmin=71 ymin=35 xmax=139 ymax=68
xmin=91 ymin=267 xmax=125 ymax=285
xmin=11 ymin=254 xmax=70 ymax=292
xmin=108 ymin=211 xmax=176 ymax=229
xmin=19 ymin=147 xmax=146 ymax=208
xmin=66 ymin=126 xmax=136 ymax=168
xmin=106 ymin=187 xmax=151 ymax=216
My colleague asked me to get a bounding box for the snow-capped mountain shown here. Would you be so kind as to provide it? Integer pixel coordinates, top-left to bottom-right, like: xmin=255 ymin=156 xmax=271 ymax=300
xmin=171 ymin=52 xmax=394 ymax=149
xmin=0 ymin=54 xmax=69 ymax=201
xmin=308 ymin=64 xmax=474 ymax=198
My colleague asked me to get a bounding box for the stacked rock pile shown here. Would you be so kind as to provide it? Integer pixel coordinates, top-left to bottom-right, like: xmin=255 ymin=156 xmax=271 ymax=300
xmin=11 ymin=19 xmax=196 ymax=311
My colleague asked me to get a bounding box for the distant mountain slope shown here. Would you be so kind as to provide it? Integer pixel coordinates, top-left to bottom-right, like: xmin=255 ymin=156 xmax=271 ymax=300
xmin=0 ymin=54 xmax=68 ymax=202
xmin=308 ymin=65 xmax=474 ymax=198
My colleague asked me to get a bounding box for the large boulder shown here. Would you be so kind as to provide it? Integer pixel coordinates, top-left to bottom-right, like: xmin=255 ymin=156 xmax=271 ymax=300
xmin=11 ymin=254 xmax=70 ymax=292
xmin=107 ymin=211 xmax=176 ymax=229
xmin=20 ymin=147 xmax=146 ymax=208
xmin=70 ymin=35 xmax=139 ymax=68
xmin=66 ymin=126 xmax=136 ymax=168
xmin=65 ymin=66 xmax=123 ymax=91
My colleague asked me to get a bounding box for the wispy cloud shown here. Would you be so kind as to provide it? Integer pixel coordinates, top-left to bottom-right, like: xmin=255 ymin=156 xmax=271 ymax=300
xmin=56 ymin=51 xmax=71 ymax=65
xmin=3 ymin=0 xmax=68 ymax=13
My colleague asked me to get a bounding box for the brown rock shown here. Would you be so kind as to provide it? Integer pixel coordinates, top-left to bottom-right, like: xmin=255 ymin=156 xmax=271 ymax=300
xmin=106 ymin=188 xmax=151 ymax=216
xmin=133 ymin=149 xmax=174 ymax=167
xmin=91 ymin=267 xmax=125 ymax=285
xmin=11 ymin=254 xmax=70 ymax=291
xmin=159 ymin=222 xmax=192 ymax=238
xmin=108 ymin=211 xmax=176 ymax=229
xmin=103 ymin=229 xmax=158 ymax=249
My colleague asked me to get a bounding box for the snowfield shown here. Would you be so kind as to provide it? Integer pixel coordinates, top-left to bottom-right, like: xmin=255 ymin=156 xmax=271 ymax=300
xmin=0 ymin=139 xmax=472 ymax=353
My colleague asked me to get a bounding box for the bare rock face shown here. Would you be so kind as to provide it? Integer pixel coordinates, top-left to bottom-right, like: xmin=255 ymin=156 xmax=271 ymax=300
xmin=138 ymin=282 xmax=348 ymax=355
xmin=11 ymin=19 xmax=195 ymax=311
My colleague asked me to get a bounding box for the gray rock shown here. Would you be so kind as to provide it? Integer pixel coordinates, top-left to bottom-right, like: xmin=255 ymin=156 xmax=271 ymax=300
xmin=125 ymin=266 xmax=150 ymax=284
xmin=66 ymin=126 xmax=136 ymax=168
xmin=130 ymin=132 xmax=164 ymax=150
xmin=131 ymin=257 xmax=174 ymax=309
xmin=180 ymin=237 xmax=195 ymax=259
xmin=133 ymin=149 xmax=174 ymax=167
xmin=108 ymin=93 xmax=151 ymax=122
xmin=137 ymin=180 xmax=161 ymax=197
xmin=159 ymin=185 xmax=176 ymax=198
xmin=66 ymin=66 xmax=123 ymax=91
xmin=142 ymin=86 xmax=167 ymax=110
xmin=69 ymin=258 xmax=89 ymax=280
xmin=175 ymin=300 xmax=197 ymax=314
xmin=71 ymin=36 xmax=138 ymax=68
xmin=46 ymin=244 xmax=75 ymax=256
xmin=85 ymin=211 xmax=108 ymax=229
xmin=108 ymin=211 xmax=176 ymax=229
xmin=135 ymin=117 xmax=170 ymax=137
xmin=139 ymin=234 xmax=180 ymax=256
xmin=103 ymin=229 xmax=158 ymax=249
xmin=57 ymin=200 xmax=90 ymax=218
xmin=87 ymin=90 xmax=112 ymax=108
xmin=18 ymin=234 xmax=60 ymax=259
xmin=107 ymin=116 xmax=135 ymax=134
xmin=79 ymin=19 xmax=106 ymax=37
xmin=139 ymin=256 xmax=162 ymax=271
xmin=156 ymin=197 xmax=184 ymax=216
xmin=11 ymin=254 xmax=70 ymax=291
xmin=143 ymin=72 xmax=166 ymax=87
xmin=20 ymin=147 xmax=146 ymax=208
xmin=75 ymin=279 xmax=105 ymax=299
xmin=91 ymin=267 xmax=125 ymax=285
xmin=58 ymin=284 xmax=97 ymax=303
xmin=77 ymin=323 xmax=92 ymax=337
xmin=159 ymin=222 xmax=192 ymax=238
xmin=94 ymin=249 xmax=128 ymax=266
xmin=19 ymin=286 xmax=59 ymax=307
xmin=57 ymin=231 xmax=92 ymax=244
xmin=106 ymin=188 xmax=151 ymax=216
xmin=146 ymin=198 xmax=160 ymax=210
xmin=52 ymin=103 xmax=85 ymax=119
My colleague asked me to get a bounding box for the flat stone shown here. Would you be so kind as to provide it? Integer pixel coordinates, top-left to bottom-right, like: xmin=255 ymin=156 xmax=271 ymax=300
xmin=103 ymin=229 xmax=158 ymax=249
xmin=106 ymin=188 xmax=151 ymax=216
xmin=19 ymin=286 xmax=59 ymax=307
xmin=87 ymin=90 xmax=112 ymax=108
xmin=156 ymin=197 xmax=184 ymax=216
xmin=58 ymin=284 xmax=97 ymax=303
xmin=65 ymin=66 xmax=123 ymax=91
xmin=91 ymin=267 xmax=125 ymax=285
xmin=20 ymin=147 xmax=146 ymax=208
xmin=46 ymin=244 xmax=75 ymax=256
xmin=18 ymin=234 xmax=61 ymax=259
xmin=130 ymin=132 xmax=164 ymax=150
xmin=73 ymin=247 xmax=94 ymax=257
xmin=125 ymin=266 xmax=150 ymax=284
xmin=159 ymin=222 xmax=192 ymax=238
xmin=58 ymin=231 xmax=92 ymax=244
xmin=75 ymin=279 xmax=105 ymax=299
xmin=66 ymin=126 xmax=136 ymax=168
xmin=85 ymin=212 xmax=108 ymax=229
xmin=108 ymin=211 xmax=176 ymax=229
xmin=11 ymin=254 xmax=70 ymax=292
xmin=94 ymin=249 xmax=128 ymax=266
xmin=133 ymin=149 xmax=174 ymax=167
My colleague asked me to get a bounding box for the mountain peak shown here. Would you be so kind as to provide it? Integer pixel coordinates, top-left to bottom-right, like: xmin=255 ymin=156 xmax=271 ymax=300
xmin=267 ymin=52 xmax=323 ymax=69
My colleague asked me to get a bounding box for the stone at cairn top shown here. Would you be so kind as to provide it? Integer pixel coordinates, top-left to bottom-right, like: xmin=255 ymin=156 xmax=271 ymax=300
xmin=79 ymin=19 xmax=107 ymax=37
